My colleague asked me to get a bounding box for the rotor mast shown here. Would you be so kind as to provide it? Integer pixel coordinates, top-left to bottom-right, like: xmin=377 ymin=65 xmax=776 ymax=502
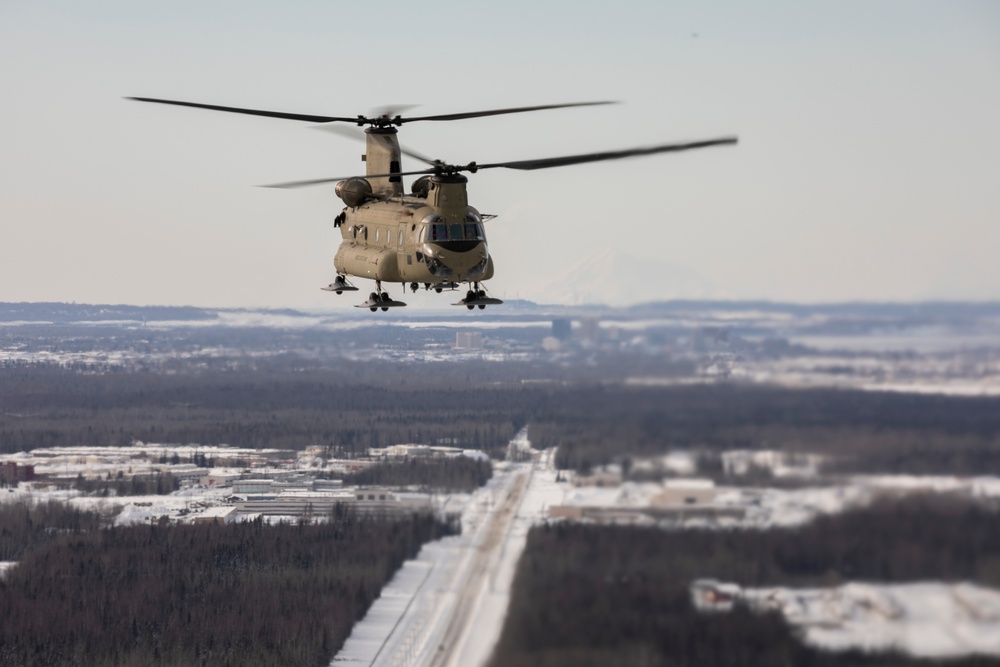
xmin=363 ymin=127 xmax=404 ymax=198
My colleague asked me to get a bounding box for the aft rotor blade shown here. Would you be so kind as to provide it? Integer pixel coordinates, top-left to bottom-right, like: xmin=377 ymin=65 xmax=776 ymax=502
xmin=476 ymin=137 xmax=738 ymax=171
xmin=260 ymin=168 xmax=436 ymax=189
xmin=401 ymin=101 xmax=616 ymax=123
xmin=126 ymin=97 xmax=358 ymax=124
xmin=260 ymin=136 xmax=738 ymax=187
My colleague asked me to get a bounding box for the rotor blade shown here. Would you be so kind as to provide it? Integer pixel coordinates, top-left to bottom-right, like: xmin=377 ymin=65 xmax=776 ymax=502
xmin=369 ymin=104 xmax=419 ymax=119
xmin=126 ymin=97 xmax=358 ymax=123
xmin=261 ymin=136 xmax=737 ymax=187
xmin=311 ymin=123 xmax=440 ymax=166
xmin=260 ymin=168 xmax=436 ymax=189
xmin=400 ymin=101 xmax=616 ymax=123
xmin=476 ymin=137 xmax=738 ymax=171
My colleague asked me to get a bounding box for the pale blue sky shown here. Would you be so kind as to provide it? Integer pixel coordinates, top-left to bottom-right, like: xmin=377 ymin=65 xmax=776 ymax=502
xmin=1 ymin=1 xmax=997 ymax=308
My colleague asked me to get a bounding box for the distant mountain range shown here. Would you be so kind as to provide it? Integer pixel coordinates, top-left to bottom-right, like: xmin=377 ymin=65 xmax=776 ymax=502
xmin=524 ymin=248 xmax=718 ymax=306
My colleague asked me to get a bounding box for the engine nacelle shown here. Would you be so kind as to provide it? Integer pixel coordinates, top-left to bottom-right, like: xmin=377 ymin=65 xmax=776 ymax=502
xmin=411 ymin=175 xmax=433 ymax=198
xmin=335 ymin=178 xmax=373 ymax=207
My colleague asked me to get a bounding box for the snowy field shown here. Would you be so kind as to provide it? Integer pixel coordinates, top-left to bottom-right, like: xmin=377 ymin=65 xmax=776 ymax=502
xmin=707 ymin=581 xmax=1000 ymax=658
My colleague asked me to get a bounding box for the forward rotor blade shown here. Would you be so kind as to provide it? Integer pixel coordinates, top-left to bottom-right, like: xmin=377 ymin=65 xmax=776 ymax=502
xmin=126 ymin=97 xmax=358 ymax=123
xmin=128 ymin=98 xmax=616 ymax=126
xmin=476 ymin=137 xmax=738 ymax=171
xmin=260 ymin=168 xmax=436 ymax=189
xmin=401 ymin=101 xmax=616 ymax=123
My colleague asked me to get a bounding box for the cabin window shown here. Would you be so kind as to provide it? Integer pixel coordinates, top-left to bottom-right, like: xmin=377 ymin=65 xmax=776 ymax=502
xmin=398 ymin=230 xmax=403 ymax=247
xmin=375 ymin=227 xmax=380 ymax=242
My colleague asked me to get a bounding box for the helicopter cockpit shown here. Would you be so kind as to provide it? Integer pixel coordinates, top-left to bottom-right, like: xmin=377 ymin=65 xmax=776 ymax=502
xmin=421 ymin=213 xmax=485 ymax=245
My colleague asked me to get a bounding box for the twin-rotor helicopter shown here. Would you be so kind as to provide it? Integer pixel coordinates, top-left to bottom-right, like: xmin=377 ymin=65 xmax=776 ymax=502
xmin=128 ymin=97 xmax=736 ymax=311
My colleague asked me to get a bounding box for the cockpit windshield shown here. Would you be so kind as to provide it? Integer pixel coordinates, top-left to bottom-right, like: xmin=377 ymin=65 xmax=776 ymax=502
xmin=421 ymin=217 xmax=485 ymax=243
xmin=429 ymin=223 xmax=447 ymax=242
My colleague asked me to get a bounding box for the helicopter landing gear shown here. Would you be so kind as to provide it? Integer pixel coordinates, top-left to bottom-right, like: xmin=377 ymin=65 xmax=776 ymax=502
xmin=355 ymin=281 xmax=406 ymax=311
xmin=452 ymin=283 xmax=503 ymax=310
xmin=321 ymin=275 xmax=358 ymax=295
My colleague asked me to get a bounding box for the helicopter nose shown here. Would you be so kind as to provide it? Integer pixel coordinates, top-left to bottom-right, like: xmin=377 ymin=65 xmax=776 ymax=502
xmin=425 ymin=243 xmax=488 ymax=280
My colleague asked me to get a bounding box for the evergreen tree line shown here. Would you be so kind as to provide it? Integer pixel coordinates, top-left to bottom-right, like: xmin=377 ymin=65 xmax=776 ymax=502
xmin=338 ymin=457 xmax=492 ymax=492
xmin=0 ymin=512 xmax=454 ymax=667
xmin=489 ymin=495 xmax=1000 ymax=667
xmin=69 ymin=472 xmax=181 ymax=496
xmin=0 ymin=500 xmax=104 ymax=561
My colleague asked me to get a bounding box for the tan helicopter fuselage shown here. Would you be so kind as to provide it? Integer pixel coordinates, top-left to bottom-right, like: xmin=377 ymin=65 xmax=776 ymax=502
xmin=331 ymin=128 xmax=494 ymax=287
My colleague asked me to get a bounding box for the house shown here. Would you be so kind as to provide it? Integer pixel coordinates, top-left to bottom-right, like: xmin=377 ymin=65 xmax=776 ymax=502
xmin=651 ymin=479 xmax=716 ymax=508
xmin=690 ymin=579 xmax=742 ymax=612
xmin=192 ymin=506 xmax=236 ymax=525
xmin=0 ymin=462 xmax=34 ymax=483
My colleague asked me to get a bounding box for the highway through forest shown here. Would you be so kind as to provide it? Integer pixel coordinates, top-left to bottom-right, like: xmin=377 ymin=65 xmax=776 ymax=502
xmin=332 ymin=433 xmax=550 ymax=667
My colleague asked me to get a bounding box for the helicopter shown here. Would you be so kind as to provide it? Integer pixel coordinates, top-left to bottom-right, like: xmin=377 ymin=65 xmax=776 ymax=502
xmin=128 ymin=97 xmax=736 ymax=311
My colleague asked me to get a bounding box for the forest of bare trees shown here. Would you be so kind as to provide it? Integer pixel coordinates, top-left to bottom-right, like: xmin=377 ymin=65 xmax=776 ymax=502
xmin=5 ymin=364 xmax=1000 ymax=477
xmin=0 ymin=364 xmax=533 ymax=456
xmin=529 ymin=384 xmax=1000 ymax=475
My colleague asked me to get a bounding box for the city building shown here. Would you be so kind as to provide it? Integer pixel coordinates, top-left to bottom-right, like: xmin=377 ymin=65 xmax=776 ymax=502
xmin=455 ymin=331 xmax=483 ymax=349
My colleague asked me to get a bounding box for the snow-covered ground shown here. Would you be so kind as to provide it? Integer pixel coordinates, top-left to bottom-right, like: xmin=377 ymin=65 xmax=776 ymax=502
xmin=707 ymin=581 xmax=1000 ymax=658
xmin=8 ymin=431 xmax=1000 ymax=663
xmin=556 ymin=474 xmax=1000 ymax=529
